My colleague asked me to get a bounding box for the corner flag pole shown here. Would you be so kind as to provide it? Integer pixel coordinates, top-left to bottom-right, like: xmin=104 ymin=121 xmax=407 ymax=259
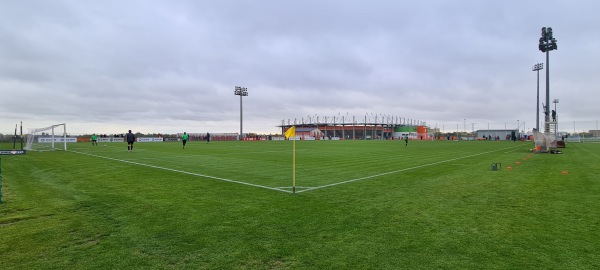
xmin=292 ymin=137 xmax=296 ymax=193
xmin=285 ymin=126 xmax=297 ymax=193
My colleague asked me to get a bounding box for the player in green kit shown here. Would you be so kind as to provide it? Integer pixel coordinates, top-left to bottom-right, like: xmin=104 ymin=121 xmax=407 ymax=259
xmin=182 ymin=132 xmax=189 ymax=149
xmin=91 ymin=134 xmax=98 ymax=146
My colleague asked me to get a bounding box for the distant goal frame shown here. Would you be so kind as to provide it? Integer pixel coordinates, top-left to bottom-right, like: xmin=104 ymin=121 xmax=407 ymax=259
xmin=25 ymin=123 xmax=68 ymax=151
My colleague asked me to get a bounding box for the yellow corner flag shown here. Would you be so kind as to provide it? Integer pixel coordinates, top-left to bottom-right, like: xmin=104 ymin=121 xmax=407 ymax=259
xmin=284 ymin=126 xmax=296 ymax=139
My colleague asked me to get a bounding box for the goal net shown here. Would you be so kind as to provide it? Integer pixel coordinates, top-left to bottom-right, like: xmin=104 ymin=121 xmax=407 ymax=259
xmin=25 ymin=123 xmax=68 ymax=151
xmin=533 ymin=130 xmax=557 ymax=153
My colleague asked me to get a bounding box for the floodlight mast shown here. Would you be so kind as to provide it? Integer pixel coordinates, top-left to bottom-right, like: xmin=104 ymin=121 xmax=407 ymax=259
xmin=539 ymin=27 xmax=557 ymax=133
xmin=234 ymin=86 xmax=248 ymax=141
xmin=532 ymin=63 xmax=543 ymax=131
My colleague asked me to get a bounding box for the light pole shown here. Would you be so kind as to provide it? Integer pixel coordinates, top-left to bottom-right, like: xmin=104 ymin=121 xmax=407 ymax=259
xmin=532 ymin=63 xmax=544 ymax=131
xmin=234 ymin=86 xmax=248 ymax=141
xmin=539 ymin=27 xmax=558 ymax=133
xmin=463 ymin=118 xmax=466 ymax=139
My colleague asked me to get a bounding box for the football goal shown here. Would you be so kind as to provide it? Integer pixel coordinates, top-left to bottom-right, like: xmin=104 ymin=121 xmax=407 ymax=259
xmin=533 ymin=130 xmax=557 ymax=153
xmin=25 ymin=123 xmax=68 ymax=151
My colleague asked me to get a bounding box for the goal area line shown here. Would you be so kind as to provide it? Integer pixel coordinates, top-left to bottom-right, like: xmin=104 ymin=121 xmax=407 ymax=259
xmin=69 ymin=145 xmax=520 ymax=194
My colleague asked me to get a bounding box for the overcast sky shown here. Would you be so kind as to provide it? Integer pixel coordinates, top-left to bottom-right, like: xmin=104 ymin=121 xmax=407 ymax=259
xmin=1 ymin=0 xmax=599 ymax=135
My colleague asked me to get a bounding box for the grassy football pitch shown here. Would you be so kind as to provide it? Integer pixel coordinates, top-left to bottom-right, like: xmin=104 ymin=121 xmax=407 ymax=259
xmin=1 ymin=140 xmax=599 ymax=269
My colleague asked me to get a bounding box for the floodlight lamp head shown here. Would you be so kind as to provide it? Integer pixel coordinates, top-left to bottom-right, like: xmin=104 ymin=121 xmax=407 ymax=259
xmin=541 ymin=27 xmax=546 ymax=38
xmin=532 ymin=63 xmax=543 ymax=71
xmin=234 ymin=86 xmax=248 ymax=96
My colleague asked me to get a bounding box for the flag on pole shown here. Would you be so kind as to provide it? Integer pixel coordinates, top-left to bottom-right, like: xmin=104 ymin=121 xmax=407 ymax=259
xmin=284 ymin=126 xmax=297 ymax=193
xmin=284 ymin=126 xmax=296 ymax=139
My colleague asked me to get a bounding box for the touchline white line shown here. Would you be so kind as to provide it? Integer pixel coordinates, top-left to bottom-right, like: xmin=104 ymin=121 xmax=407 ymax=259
xmin=296 ymin=145 xmax=522 ymax=193
xmin=68 ymin=150 xmax=292 ymax=193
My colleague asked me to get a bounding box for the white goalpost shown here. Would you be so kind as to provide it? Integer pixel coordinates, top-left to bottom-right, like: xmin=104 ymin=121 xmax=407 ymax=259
xmin=25 ymin=123 xmax=68 ymax=151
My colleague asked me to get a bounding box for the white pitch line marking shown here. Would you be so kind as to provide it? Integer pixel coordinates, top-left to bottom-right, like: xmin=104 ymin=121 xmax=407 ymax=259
xmin=573 ymin=143 xmax=600 ymax=159
xmin=68 ymin=150 xmax=292 ymax=193
xmin=297 ymin=145 xmax=521 ymax=193
xmin=70 ymin=145 xmax=520 ymax=195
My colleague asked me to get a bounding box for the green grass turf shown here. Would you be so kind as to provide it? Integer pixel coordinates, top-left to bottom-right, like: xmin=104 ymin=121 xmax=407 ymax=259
xmin=1 ymin=140 xmax=599 ymax=269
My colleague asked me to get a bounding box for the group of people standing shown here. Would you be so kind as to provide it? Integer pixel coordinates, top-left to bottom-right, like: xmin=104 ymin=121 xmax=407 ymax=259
xmin=89 ymin=130 xmax=136 ymax=152
xmin=92 ymin=131 xmax=210 ymax=151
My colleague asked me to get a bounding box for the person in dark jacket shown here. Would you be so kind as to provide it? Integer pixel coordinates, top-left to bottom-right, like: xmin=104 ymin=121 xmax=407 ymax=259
xmin=126 ymin=130 xmax=135 ymax=152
